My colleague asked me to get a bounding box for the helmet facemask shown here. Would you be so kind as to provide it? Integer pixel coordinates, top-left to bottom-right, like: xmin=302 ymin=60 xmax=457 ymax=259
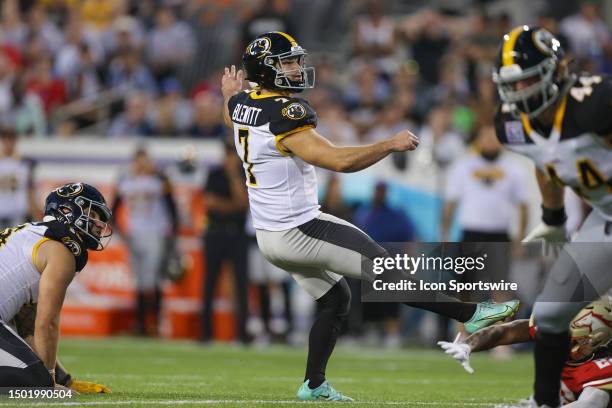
xmin=72 ymin=196 xmax=113 ymax=251
xmin=492 ymin=58 xmax=559 ymax=119
xmin=263 ymin=49 xmax=315 ymax=92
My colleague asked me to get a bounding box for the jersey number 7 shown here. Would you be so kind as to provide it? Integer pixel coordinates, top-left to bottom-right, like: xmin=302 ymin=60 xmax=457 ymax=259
xmin=238 ymin=128 xmax=257 ymax=186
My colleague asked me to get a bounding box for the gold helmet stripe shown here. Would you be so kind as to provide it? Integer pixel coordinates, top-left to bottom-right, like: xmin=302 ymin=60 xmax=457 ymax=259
xmin=502 ymin=26 xmax=525 ymax=67
xmin=274 ymin=31 xmax=298 ymax=47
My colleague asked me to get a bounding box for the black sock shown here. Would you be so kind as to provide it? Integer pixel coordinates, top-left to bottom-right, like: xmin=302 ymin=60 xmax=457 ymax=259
xmin=534 ymin=331 xmax=569 ymax=407
xmin=305 ymin=280 xmax=350 ymax=389
xmin=403 ymin=300 xmax=477 ymax=323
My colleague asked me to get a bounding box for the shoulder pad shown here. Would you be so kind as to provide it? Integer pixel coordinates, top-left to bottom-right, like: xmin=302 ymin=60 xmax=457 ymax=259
xmin=40 ymin=220 xmax=89 ymax=271
xmin=569 ymin=74 xmax=612 ymax=135
xmin=269 ymin=97 xmax=317 ymax=137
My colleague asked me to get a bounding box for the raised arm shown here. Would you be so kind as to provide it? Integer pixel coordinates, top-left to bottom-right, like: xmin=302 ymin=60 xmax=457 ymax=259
xmin=280 ymin=127 xmax=419 ymax=173
xmin=221 ymin=65 xmax=244 ymax=129
xmin=465 ymin=319 xmax=532 ymax=352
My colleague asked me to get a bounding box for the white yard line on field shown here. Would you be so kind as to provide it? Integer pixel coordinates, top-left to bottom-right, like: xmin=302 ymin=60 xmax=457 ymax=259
xmin=0 ymin=399 xmax=498 ymax=407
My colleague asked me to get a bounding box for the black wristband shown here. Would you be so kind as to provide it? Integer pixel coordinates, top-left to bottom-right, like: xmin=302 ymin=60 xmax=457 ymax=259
xmin=541 ymin=205 xmax=566 ymax=226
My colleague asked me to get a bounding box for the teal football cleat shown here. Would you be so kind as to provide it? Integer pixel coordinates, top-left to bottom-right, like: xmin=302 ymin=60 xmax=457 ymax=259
xmin=464 ymin=300 xmax=520 ymax=334
xmin=296 ymin=380 xmax=354 ymax=402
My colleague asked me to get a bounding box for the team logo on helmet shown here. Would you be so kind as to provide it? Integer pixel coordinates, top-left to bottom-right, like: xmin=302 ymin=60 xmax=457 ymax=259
xmin=56 ymin=183 xmax=84 ymax=198
xmin=247 ymin=37 xmax=271 ymax=57
xmin=532 ymin=29 xmax=560 ymax=56
xmin=282 ymin=103 xmax=306 ymax=120
xmin=61 ymin=237 xmax=82 ymax=256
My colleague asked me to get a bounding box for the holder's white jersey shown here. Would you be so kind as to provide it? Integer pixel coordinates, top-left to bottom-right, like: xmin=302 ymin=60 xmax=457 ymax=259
xmin=0 ymin=221 xmax=87 ymax=322
xmin=228 ymin=90 xmax=321 ymax=231
xmin=495 ymin=74 xmax=612 ymax=220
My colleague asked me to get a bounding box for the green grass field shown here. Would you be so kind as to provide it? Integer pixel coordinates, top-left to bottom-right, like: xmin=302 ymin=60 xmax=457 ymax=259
xmin=0 ymin=337 xmax=533 ymax=407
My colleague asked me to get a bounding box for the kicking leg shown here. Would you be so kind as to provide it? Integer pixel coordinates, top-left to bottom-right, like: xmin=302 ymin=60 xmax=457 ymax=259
xmin=293 ymin=213 xmax=514 ymax=328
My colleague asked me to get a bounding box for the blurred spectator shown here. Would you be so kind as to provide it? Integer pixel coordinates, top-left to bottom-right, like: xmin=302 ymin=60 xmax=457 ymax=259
xmin=112 ymin=147 xmax=178 ymax=336
xmin=108 ymin=92 xmax=154 ymax=137
xmin=352 ymin=0 xmax=398 ymax=75
xmin=147 ymin=7 xmax=195 ymax=83
xmin=150 ymin=78 xmax=191 ymax=136
xmin=80 ymin=0 xmax=120 ymax=32
xmin=365 ymin=103 xmax=414 ymax=144
xmin=1 ymin=0 xmax=27 ymax=48
xmin=10 ymin=75 xmax=47 ymax=136
xmin=103 ymin=15 xmax=146 ymax=60
xmin=321 ymin=175 xmax=352 ymax=223
xmin=316 ymin=102 xmax=358 ymax=146
xmin=188 ymin=91 xmax=226 ymax=139
xmin=560 ymin=0 xmax=612 ymax=71
xmin=25 ymin=6 xmax=64 ymax=55
xmin=0 ymin=130 xmax=38 ymax=228
xmin=344 ymin=63 xmax=390 ymax=133
xmin=416 ymin=104 xmax=465 ymax=170
xmin=440 ymin=124 xmax=528 ymax=340
xmin=442 ymin=124 xmax=528 ymax=243
xmin=108 ymin=48 xmax=157 ymax=94
xmin=55 ymin=15 xmax=104 ymax=79
xmin=201 ymin=142 xmax=250 ymax=344
xmin=402 ymin=9 xmax=451 ymax=86
xmin=354 ymin=182 xmax=416 ymax=348
xmin=24 ymin=56 xmax=66 ymax=114
xmin=241 ymin=0 xmax=295 ymax=49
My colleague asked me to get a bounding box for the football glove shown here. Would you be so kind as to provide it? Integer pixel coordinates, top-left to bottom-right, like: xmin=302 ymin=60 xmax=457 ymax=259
xmin=522 ymin=223 xmax=566 ymax=243
xmin=437 ymin=334 xmax=474 ymax=374
xmin=522 ymin=223 xmax=566 ymax=257
xmin=70 ymin=380 xmax=112 ymax=394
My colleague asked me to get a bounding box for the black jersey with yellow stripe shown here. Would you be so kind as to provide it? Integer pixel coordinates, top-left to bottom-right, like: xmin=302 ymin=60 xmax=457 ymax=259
xmin=495 ymin=73 xmax=612 ymax=145
xmin=36 ymin=220 xmax=88 ymax=272
xmin=228 ymin=90 xmax=317 ymax=138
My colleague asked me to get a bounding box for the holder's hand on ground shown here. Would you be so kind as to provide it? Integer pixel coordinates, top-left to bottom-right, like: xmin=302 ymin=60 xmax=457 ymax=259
xmin=221 ymin=65 xmax=244 ymax=99
xmin=437 ymin=334 xmax=474 ymax=374
xmin=389 ymin=130 xmax=419 ymax=152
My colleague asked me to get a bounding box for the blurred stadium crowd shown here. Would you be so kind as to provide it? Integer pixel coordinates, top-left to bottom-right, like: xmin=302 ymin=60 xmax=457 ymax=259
xmin=0 ymin=0 xmax=610 ymax=140
xmin=1 ymin=0 xmax=611 ymax=347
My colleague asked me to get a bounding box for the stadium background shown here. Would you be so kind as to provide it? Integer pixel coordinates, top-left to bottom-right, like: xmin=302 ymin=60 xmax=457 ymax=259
xmin=2 ymin=0 xmax=612 ymax=346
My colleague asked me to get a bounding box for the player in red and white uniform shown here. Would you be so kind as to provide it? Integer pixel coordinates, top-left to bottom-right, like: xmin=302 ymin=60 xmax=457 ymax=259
xmin=438 ymin=300 xmax=612 ymax=407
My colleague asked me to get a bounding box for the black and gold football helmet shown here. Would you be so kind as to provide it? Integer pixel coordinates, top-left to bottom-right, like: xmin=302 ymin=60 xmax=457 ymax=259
xmin=242 ymin=31 xmax=315 ymax=92
xmin=492 ymin=25 xmax=567 ymax=119
xmin=43 ymin=183 xmax=113 ymax=250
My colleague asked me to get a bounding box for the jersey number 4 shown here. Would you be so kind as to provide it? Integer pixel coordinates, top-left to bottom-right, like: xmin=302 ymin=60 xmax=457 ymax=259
xmin=547 ymin=160 xmax=612 ymax=195
xmin=238 ymin=128 xmax=257 ymax=186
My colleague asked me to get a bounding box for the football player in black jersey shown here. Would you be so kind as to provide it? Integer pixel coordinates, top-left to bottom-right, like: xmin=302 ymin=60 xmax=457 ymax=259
xmin=222 ymin=31 xmax=520 ymax=402
xmin=0 ymin=183 xmax=112 ymax=392
xmin=493 ymin=26 xmax=612 ymax=407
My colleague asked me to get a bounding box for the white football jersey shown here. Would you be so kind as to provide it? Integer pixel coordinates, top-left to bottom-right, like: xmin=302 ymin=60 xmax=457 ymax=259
xmin=0 ymin=221 xmax=87 ymax=322
xmin=228 ymin=90 xmax=321 ymax=231
xmin=496 ymin=74 xmax=612 ymax=221
xmin=0 ymin=157 xmax=33 ymax=219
